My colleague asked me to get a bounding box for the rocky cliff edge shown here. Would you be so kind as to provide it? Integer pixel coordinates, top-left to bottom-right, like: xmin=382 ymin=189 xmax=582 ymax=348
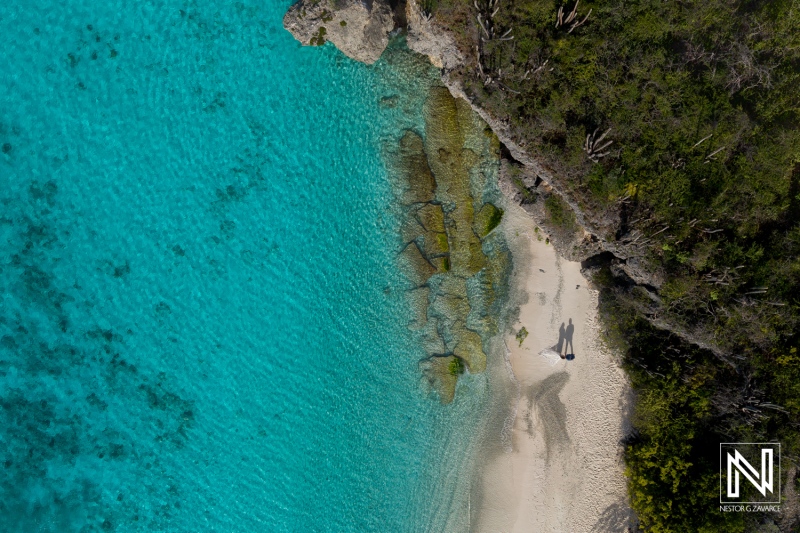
xmin=283 ymin=0 xmax=395 ymax=65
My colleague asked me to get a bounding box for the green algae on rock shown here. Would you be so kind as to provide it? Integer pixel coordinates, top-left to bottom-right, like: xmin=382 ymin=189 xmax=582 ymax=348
xmin=415 ymin=203 xmax=446 ymax=233
xmin=396 ymin=131 xmax=437 ymax=205
xmin=474 ymin=202 xmax=503 ymax=238
xmin=419 ymin=355 xmax=462 ymax=404
xmin=398 ymin=241 xmax=437 ymax=286
xmin=390 ymin=84 xmax=509 ymax=403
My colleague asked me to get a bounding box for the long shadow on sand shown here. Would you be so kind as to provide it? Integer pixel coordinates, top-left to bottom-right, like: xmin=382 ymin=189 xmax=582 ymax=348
xmin=524 ymin=371 xmax=570 ymax=461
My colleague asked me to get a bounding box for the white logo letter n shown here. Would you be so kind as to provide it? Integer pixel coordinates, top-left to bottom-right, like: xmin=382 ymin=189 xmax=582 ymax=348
xmin=727 ymin=449 xmax=773 ymax=498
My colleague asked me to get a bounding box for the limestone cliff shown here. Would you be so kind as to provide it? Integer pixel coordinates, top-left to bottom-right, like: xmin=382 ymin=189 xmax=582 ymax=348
xmin=282 ymin=0 xmax=395 ymax=65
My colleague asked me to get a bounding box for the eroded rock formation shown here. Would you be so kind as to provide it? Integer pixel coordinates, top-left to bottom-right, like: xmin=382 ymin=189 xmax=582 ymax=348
xmin=283 ymin=0 xmax=395 ymax=64
xmin=391 ymin=87 xmax=508 ymax=403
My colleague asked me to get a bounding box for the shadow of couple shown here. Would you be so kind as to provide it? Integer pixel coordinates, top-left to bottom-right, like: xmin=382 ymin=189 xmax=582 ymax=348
xmin=555 ymin=319 xmax=575 ymax=360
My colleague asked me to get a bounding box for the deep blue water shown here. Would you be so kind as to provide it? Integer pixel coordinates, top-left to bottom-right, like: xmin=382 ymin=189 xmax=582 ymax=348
xmin=0 ymin=1 xmax=487 ymax=531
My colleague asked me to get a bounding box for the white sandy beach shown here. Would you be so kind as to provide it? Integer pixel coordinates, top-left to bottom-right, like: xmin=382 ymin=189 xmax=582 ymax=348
xmin=470 ymin=200 xmax=632 ymax=532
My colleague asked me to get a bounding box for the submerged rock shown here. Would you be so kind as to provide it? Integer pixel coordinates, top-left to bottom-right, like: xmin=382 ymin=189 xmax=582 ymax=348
xmin=400 ymin=214 xmax=426 ymax=245
xmin=283 ymin=0 xmax=395 ymax=64
xmin=388 ymin=86 xmax=505 ymax=403
xmin=415 ymin=202 xmax=446 ymax=233
xmin=396 ymin=131 xmax=437 ymax=205
xmin=474 ymin=202 xmax=503 ymax=238
xmin=452 ymin=327 xmax=486 ymax=373
xmin=424 ymin=88 xmax=488 ymax=279
xmin=419 ymin=318 xmax=447 ymax=354
xmin=419 ymin=355 xmax=462 ymax=404
xmin=280 ymin=0 xmax=512 ymax=399
xmin=406 ymin=286 xmax=430 ymax=330
xmin=398 ymin=241 xmax=436 ymax=286
xmin=419 ymin=230 xmax=449 ymax=261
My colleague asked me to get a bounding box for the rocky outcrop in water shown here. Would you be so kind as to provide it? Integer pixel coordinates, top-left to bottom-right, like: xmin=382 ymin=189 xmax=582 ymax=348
xmin=283 ymin=0 xmax=395 ymax=64
xmin=390 ymin=87 xmax=508 ymax=403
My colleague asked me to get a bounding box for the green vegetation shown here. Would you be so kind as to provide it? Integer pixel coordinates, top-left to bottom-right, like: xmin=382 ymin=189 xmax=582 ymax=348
xmin=339 ymin=20 xmax=347 ymax=27
xmin=475 ymin=202 xmax=504 ymax=236
xmin=485 ymin=204 xmax=504 ymax=235
xmin=309 ymin=26 xmax=327 ymax=46
xmin=543 ymin=194 xmax=576 ymax=232
xmin=512 ymin=176 xmax=535 ymax=203
xmin=600 ymin=296 xmax=748 ymax=532
xmin=516 ymin=326 xmax=528 ymax=346
xmin=420 ymin=0 xmax=439 ymax=17
xmin=596 ymin=264 xmax=800 ymax=530
xmin=427 ymin=0 xmax=799 ymax=529
xmin=448 ymin=356 xmax=466 ymax=376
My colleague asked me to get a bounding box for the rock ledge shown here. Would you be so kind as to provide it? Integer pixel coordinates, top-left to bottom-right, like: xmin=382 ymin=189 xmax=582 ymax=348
xmin=283 ymin=0 xmax=395 ymax=65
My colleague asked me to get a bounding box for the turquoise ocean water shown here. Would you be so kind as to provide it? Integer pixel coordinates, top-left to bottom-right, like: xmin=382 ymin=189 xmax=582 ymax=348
xmin=0 ymin=1 xmax=489 ymax=531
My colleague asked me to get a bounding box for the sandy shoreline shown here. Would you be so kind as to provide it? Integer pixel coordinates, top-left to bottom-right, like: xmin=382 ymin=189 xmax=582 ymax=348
xmin=469 ymin=200 xmax=633 ymax=532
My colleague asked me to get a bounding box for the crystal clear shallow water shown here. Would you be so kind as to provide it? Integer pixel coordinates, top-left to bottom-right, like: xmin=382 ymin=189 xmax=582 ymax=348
xmin=0 ymin=1 xmax=488 ymax=531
